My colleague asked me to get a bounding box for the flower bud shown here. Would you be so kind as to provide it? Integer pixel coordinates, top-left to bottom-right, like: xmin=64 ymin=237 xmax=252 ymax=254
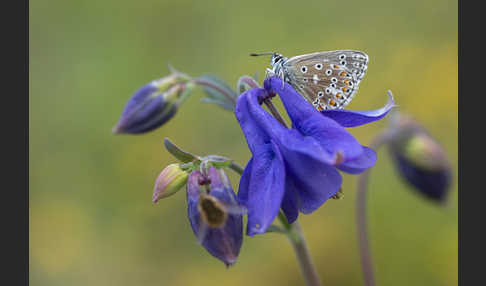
xmin=113 ymin=73 xmax=192 ymax=134
xmin=387 ymin=112 xmax=452 ymax=202
xmin=152 ymin=164 xmax=189 ymax=203
xmin=186 ymin=167 xmax=244 ymax=267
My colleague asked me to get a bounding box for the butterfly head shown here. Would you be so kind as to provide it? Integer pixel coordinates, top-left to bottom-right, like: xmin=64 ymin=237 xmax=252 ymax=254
xmin=250 ymin=52 xmax=287 ymax=81
xmin=270 ymin=53 xmax=284 ymax=66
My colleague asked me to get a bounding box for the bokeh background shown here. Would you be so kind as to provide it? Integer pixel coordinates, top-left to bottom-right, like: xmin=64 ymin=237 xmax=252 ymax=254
xmin=30 ymin=0 xmax=457 ymax=285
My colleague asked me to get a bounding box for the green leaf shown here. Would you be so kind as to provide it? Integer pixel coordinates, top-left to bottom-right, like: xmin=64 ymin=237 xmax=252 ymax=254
xmin=195 ymin=75 xmax=237 ymax=111
xmin=200 ymin=97 xmax=234 ymax=111
xmin=164 ymin=138 xmax=199 ymax=163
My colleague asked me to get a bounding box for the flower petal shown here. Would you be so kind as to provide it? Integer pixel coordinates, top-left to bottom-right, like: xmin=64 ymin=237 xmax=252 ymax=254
xmin=263 ymin=77 xmax=364 ymax=160
xmin=337 ymin=146 xmax=377 ymax=174
xmin=280 ymin=178 xmax=299 ymax=224
xmin=186 ymin=169 xmax=243 ymax=267
xmin=283 ymin=151 xmax=343 ymax=214
xmin=244 ymin=85 xmax=338 ymax=165
xmin=320 ymin=91 xmax=396 ymax=127
xmin=235 ymin=88 xmax=271 ymax=153
xmin=237 ymin=157 xmax=253 ymax=206
xmin=245 ymin=141 xmax=286 ymax=236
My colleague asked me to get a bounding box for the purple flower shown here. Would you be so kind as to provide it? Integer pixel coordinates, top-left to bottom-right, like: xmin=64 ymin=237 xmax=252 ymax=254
xmin=186 ymin=167 xmax=244 ymax=267
xmin=235 ymin=77 xmax=394 ymax=235
xmin=387 ymin=112 xmax=451 ymax=202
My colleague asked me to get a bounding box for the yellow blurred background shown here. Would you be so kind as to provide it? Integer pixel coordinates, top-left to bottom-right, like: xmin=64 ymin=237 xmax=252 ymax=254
xmin=30 ymin=0 xmax=457 ymax=285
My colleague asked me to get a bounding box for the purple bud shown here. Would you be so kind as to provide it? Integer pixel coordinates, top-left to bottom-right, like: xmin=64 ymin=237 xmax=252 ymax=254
xmin=113 ymin=74 xmax=192 ymax=134
xmin=387 ymin=112 xmax=452 ymax=202
xmin=152 ymin=164 xmax=189 ymax=203
xmin=186 ymin=167 xmax=244 ymax=267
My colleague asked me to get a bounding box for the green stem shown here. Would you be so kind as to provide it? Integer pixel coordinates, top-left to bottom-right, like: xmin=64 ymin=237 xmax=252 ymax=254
xmin=228 ymin=161 xmax=245 ymax=175
xmin=356 ymin=132 xmax=392 ymax=286
xmin=286 ymin=221 xmax=323 ymax=286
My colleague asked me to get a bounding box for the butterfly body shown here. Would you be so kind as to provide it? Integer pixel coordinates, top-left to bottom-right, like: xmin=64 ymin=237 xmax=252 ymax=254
xmin=265 ymin=50 xmax=369 ymax=110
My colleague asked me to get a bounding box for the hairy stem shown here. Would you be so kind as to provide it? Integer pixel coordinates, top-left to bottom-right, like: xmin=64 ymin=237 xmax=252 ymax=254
xmin=356 ymin=132 xmax=392 ymax=286
xmin=287 ymin=221 xmax=323 ymax=286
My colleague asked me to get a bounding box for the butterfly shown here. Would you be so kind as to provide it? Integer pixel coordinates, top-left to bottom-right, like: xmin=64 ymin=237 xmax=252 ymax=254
xmin=251 ymin=50 xmax=369 ymax=111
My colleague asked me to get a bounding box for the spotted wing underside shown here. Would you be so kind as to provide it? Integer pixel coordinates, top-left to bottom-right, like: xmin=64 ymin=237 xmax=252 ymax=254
xmin=283 ymin=50 xmax=369 ymax=110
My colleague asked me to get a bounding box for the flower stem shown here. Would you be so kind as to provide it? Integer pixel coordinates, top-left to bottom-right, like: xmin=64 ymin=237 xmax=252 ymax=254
xmin=285 ymin=221 xmax=323 ymax=286
xmin=356 ymin=132 xmax=392 ymax=286
xmin=193 ymin=78 xmax=237 ymax=105
xmin=263 ymin=98 xmax=288 ymax=127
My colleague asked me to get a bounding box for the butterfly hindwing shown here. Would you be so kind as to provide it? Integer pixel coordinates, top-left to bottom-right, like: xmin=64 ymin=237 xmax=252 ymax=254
xmin=282 ymin=50 xmax=368 ymax=110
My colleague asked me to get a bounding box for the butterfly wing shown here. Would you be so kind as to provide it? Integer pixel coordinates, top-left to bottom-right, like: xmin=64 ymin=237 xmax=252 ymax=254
xmin=283 ymin=50 xmax=369 ymax=110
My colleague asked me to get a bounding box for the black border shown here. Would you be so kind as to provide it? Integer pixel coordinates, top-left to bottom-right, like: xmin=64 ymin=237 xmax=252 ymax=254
xmin=459 ymin=1 xmax=483 ymax=285
xmin=4 ymin=0 xmax=28 ymax=284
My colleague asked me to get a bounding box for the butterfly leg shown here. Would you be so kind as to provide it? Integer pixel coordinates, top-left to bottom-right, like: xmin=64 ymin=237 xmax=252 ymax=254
xmin=265 ymin=68 xmax=275 ymax=79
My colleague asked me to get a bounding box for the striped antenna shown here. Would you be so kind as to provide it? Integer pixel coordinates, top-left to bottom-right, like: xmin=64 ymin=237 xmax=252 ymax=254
xmin=250 ymin=52 xmax=275 ymax=57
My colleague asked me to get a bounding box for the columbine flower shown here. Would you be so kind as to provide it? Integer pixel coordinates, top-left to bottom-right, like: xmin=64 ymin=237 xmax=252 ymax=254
xmin=186 ymin=166 xmax=244 ymax=267
xmin=235 ymin=76 xmax=395 ymax=235
xmin=387 ymin=112 xmax=451 ymax=202
xmin=113 ymin=73 xmax=193 ymax=134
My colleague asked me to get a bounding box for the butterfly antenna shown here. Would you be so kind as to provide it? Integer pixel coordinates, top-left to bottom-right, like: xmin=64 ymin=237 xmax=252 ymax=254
xmin=250 ymin=52 xmax=275 ymax=57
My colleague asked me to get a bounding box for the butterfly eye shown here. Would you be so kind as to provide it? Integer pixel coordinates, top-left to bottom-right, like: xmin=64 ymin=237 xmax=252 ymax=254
xmin=340 ymin=60 xmax=346 ymax=65
xmin=301 ymin=66 xmax=308 ymax=73
xmin=339 ymin=54 xmax=346 ymax=60
xmin=317 ymin=91 xmax=324 ymax=97
xmin=315 ymin=63 xmax=323 ymax=70
xmin=330 ymin=83 xmax=336 ymax=88
xmin=325 ymin=69 xmax=332 ymax=75
xmin=331 ymin=77 xmax=337 ymax=83
xmin=325 ymin=88 xmax=331 ymax=94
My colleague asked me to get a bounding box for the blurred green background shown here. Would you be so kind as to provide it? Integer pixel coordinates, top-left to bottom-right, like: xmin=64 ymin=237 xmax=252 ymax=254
xmin=30 ymin=0 xmax=457 ymax=285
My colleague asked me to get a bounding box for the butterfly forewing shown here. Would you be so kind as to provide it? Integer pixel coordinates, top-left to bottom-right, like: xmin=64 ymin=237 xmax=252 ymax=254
xmin=282 ymin=50 xmax=368 ymax=110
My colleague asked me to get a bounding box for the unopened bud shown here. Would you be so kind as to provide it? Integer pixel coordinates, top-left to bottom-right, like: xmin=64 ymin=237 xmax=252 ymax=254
xmin=387 ymin=112 xmax=452 ymax=202
xmin=113 ymin=73 xmax=193 ymax=134
xmin=153 ymin=164 xmax=188 ymax=203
